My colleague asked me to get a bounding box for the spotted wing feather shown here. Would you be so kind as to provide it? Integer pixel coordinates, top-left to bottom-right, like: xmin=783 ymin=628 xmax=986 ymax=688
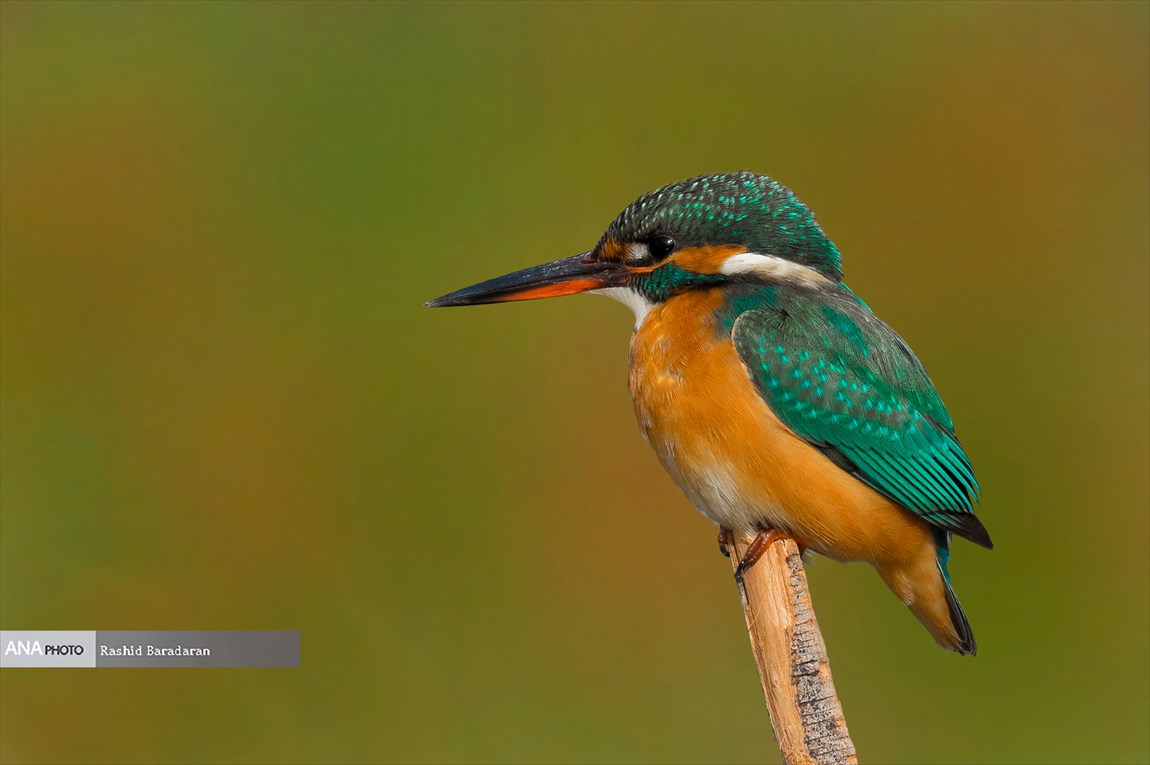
xmin=730 ymin=291 xmax=991 ymax=548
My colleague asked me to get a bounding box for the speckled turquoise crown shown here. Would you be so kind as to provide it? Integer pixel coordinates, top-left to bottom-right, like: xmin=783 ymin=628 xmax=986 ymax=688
xmin=599 ymin=171 xmax=843 ymax=281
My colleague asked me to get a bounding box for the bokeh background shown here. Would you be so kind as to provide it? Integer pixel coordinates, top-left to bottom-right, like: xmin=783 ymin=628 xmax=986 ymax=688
xmin=2 ymin=2 xmax=1147 ymax=764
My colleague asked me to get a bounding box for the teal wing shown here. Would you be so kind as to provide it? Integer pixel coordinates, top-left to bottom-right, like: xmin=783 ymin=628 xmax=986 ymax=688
xmin=730 ymin=291 xmax=991 ymax=548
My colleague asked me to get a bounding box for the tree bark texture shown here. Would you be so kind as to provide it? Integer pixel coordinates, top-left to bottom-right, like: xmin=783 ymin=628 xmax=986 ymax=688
xmin=727 ymin=531 xmax=858 ymax=765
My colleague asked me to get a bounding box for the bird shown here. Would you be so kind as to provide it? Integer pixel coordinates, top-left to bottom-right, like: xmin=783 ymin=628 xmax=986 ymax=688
xmin=427 ymin=171 xmax=991 ymax=654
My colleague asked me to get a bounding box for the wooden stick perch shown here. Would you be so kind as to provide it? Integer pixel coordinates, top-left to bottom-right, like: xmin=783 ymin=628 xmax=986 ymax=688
xmin=727 ymin=530 xmax=857 ymax=765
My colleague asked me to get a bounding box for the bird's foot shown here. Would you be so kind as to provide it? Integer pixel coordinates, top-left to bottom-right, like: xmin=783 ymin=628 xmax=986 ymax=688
xmin=734 ymin=528 xmax=791 ymax=598
xmin=717 ymin=526 xmax=733 ymax=559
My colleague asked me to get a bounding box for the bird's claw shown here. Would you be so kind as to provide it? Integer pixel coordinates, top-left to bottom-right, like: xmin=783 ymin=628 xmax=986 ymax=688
xmin=733 ymin=528 xmax=791 ymax=597
xmin=717 ymin=527 xmax=733 ymax=559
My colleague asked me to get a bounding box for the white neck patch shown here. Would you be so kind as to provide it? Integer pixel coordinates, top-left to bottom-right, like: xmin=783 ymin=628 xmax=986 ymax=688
xmin=719 ymin=252 xmax=831 ymax=288
xmin=590 ymin=287 xmax=654 ymax=329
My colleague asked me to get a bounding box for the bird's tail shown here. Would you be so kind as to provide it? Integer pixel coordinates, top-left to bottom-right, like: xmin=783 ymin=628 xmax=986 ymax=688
xmin=934 ymin=531 xmax=976 ymax=656
xmin=877 ymin=532 xmax=978 ymax=655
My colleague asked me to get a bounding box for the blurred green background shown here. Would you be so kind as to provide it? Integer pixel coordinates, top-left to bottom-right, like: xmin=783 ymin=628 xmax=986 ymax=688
xmin=1 ymin=2 xmax=1147 ymax=763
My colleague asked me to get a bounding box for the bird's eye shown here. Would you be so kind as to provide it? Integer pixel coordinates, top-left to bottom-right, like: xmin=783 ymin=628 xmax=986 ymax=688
xmin=647 ymin=235 xmax=675 ymax=260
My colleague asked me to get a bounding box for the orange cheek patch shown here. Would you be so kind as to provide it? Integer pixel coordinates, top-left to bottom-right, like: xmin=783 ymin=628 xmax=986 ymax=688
xmin=671 ymin=245 xmax=745 ymax=274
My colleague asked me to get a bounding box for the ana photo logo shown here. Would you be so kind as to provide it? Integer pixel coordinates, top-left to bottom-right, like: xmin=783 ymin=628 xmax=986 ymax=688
xmin=0 ymin=630 xmax=299 ymax=668
xmin=3 ymin=638 xmax=85 ymax=657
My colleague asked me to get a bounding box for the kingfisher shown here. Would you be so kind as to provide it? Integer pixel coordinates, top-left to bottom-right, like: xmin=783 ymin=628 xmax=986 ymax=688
xmin=427 ymin=172 xmax=991 ymax=654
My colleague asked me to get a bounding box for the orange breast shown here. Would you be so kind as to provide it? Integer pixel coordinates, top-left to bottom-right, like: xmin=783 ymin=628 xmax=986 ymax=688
xmin=627 ymin=289 xmax=931 ymax=565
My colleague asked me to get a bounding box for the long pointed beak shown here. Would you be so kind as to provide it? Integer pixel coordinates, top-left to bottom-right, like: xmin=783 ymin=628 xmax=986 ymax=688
xmin=426 ymin=252 xmax=624 ymax=308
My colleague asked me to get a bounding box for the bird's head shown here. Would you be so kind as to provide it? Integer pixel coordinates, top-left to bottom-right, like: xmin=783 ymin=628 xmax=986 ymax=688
xmin=427 ymin=172 xmax=841 ymax=321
